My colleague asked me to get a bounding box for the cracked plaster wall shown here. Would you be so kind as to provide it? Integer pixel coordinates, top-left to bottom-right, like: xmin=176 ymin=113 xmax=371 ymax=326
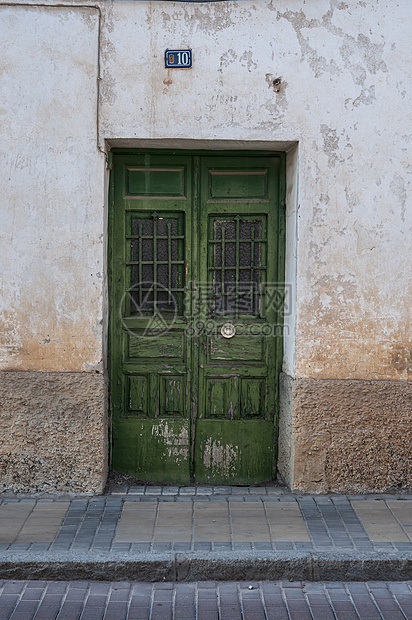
xmin=0 ymin=5 xmax=107 ymax=492
xmin=100 ymin=0 xmax=411 ymax=383
xmin=98 ymin=0 xmax=412 ymax=492
xmin=1 ymin=5 xmax=105 ymax=373
xmin=1 ymin=0 xmax=410 ymax=492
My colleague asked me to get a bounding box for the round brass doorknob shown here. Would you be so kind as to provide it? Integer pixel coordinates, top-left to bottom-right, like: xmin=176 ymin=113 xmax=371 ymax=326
xmin=221 ymin=323 xmax=236 ymax=338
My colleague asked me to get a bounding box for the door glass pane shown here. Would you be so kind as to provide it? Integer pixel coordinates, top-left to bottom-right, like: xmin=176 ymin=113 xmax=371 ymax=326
xmin=128 ymin=216 xmax=184 ymax=315
xmin=211 ymin=218 xmax=264 ymax=317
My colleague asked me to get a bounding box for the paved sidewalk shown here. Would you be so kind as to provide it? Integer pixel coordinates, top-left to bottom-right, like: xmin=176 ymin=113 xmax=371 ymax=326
xmin=1 ymin=580 xmax=412 ymax=619
xmin=0 ymin=486 xmax=411 ymax=582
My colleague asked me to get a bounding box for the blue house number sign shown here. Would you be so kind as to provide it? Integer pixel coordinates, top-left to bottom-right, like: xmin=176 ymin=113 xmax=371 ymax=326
xmin=165 ymin=49 xmax=192 ymax=68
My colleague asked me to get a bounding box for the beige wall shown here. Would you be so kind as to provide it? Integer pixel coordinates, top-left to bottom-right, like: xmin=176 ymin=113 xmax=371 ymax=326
xmin=0 ymin=4 xmax=105 ymax=373
xmin=98 ymin=0 xmax=410 ymax=383
xmin=0 ymin=4 xmax=107 ymax=492
xmin=0 ymin=0 xmax=410 ymax=492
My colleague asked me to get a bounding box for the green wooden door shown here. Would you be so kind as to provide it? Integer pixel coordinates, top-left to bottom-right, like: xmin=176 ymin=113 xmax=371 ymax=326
xmin=109 ymin=151 xmax=284 ymax=484
xmin=194 ymin=156 xmax=281 ymax=483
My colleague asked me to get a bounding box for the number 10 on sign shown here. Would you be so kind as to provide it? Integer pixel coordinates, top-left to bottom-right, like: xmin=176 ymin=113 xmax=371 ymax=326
xmin=165 ymin=50 xmax=192 ymax=68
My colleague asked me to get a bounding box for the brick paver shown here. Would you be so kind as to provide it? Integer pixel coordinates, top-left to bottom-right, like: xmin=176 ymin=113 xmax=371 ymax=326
xmin=15 ymin=502 xmax=69 ymax=543
xmin=352 ymin=501 xmax=411 ymax=543
xmin=0 ymin=488 xmax=411 ymax=555
xmin=0 ymin=487 xmax=411 ymax=584
xmin=0 ymin=580 xmax=410 ymax=619
xmin=265 ymin=501 xmax=311 ymax=542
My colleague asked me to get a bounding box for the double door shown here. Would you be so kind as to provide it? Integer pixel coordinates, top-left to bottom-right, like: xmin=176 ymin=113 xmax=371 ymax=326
xmin=109 ymin=151 xmax=285 ymax=484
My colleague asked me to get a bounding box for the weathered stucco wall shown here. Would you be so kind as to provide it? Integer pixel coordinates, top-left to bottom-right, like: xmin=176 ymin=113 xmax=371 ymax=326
xmin=99 ymin=0 xmax=411 ymax=382
xmin=1 ymin=0 xmax=410 ymax=492
xmin=0 ymin=5 xmax=104 ymax=373
xmin=0 ymin=5 xmax=107 ymax=492
xmin=98 ymin=0 xmax=410 ymax=491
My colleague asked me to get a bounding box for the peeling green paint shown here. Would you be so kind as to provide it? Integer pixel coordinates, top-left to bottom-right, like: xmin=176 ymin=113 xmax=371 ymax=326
xmin=109 ymin=151 xmax=285 ymax=484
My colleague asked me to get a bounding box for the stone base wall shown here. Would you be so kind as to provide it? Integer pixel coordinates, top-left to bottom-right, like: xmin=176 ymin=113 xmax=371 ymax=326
xmin=0 ymin=371 xmax=107 ymax=494
xmin=278 ymin=374 xmax=412 ymax=493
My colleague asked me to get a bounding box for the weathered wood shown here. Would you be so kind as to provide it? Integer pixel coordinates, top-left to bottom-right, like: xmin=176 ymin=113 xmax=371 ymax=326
xmin=109 ymin=151 xmax=285 ymax=483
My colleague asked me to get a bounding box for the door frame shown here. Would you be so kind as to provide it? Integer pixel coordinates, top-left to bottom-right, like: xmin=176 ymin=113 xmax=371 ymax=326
xmin=107 ymin=148 xmax=287 ymax=482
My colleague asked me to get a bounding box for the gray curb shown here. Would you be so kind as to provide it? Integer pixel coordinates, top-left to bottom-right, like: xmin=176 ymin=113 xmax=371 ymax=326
xmin=0 ymin=551 xmax=411 ymax=582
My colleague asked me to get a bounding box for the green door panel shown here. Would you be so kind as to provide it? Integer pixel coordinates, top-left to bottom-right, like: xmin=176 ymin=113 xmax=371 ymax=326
xmin=109 ymin=154 xmax=193 ymax=483
xmin=194 ymin=420 xmax=275 ymax=485
xmin=109 ymin=150 xmax=285 ymax=484
xmin=193 ymin=156 xmax=280 ymax=483
xmin=113 ymin=419 xmax=190 ymax=483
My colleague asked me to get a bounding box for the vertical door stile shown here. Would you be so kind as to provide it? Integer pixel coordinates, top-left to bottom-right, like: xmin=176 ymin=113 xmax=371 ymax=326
xmin=190 ymin=155 xmax=200 ymax=481
xmin=276 ymin=154 xmax=287 ymax=412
